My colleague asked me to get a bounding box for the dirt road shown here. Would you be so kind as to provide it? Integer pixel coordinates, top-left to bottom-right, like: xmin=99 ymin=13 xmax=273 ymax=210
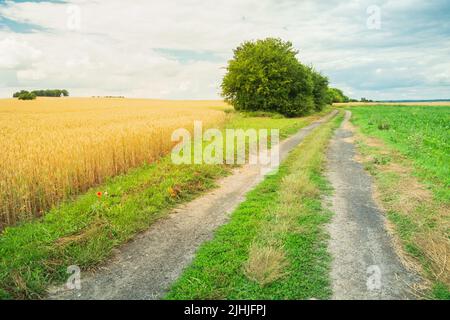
xmin=325 ymin=111 xmax=420 ymax=300
xmin=49 ymin=110 xmax=338 ymax=300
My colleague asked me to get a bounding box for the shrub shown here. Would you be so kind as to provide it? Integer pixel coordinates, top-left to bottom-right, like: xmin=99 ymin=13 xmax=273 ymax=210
xmin=17 ymin=91 xmax=36 ymax=100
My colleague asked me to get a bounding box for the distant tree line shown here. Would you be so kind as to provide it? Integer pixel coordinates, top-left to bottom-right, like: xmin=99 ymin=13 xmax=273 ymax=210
xmin=91 ymin=96 xmax=125 ymax=98
xmin=13 ymin=89 xmax=69 ymax=100
xmin=327 ymin=88 xmax=349 ymax=103
xmin=221 ymin=38 xmax=361 ymax=116
xmin=13 ymin=90 xmax=36 ymax=100
xmin=327 ymin=88 xmax=374 ymax=103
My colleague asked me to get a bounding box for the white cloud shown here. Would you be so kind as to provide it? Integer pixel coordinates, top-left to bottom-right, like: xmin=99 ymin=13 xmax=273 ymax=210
xmin=0 ymin=37 xmax=41 ymax=69
xmin=17 ymin=68 xmax=46 ymax=81
xmin=0 ymin=0 xmax=449 ymax=99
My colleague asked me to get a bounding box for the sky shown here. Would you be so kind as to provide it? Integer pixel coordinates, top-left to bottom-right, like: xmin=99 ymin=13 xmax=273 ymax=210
xmin=0 ymin=0 xmax=449 ymax=100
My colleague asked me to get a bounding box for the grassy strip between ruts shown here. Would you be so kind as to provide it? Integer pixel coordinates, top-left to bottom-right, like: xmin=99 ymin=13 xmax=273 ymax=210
xmin=166 ymin=112 xmax=343 ymax=299
xmin=0 ymin=110 xmax=328 ymax=299
xmin=349 ymin=106 xmax=450 ymax=299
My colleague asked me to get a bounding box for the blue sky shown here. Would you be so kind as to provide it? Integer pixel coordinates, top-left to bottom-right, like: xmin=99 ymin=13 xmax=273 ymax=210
xmin=0 ymin=0 xmax=449 ymax=99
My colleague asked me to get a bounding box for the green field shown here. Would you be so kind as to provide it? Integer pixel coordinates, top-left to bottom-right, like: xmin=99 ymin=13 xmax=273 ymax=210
xmin=351 ymin=105 xmax=449 ymax=203
xmin=350 ymin=105 xmax=450 ymax=298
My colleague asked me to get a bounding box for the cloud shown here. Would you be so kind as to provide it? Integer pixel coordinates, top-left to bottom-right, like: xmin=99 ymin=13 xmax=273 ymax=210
xmin=0 ymin=0 xmax=449 ymax=99
xmin=0 ymin=37 xmax=42 ymax=69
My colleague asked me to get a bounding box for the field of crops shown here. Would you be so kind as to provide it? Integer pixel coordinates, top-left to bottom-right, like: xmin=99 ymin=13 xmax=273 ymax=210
xmin=351 ymin=105 xmax=450 ymax=296
xmin=351 ymin=105 xmax=450 ymax=202
xmin=0 ymin=98 xmax=228 ymax=228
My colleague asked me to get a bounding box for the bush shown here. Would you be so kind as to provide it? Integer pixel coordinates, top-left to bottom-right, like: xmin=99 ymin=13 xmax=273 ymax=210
xmin=17 ymin=91 xmax=36 ymax=100
xmin=221 ymin=38 xmax=317 ymax=117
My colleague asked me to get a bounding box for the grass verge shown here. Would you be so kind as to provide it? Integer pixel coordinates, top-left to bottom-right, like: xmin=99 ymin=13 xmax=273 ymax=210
xmin=0 ymin=160 xmax=230 ymax=299
xmin=166 ymin=112 xmax=343 ymax=299
xmin=226 ymin=106 xmax=331 ymax=140
xmin=349 ymin=106 xmax=450 ymax=299
xmin=0 ymin=110 xmax=329 ymax=299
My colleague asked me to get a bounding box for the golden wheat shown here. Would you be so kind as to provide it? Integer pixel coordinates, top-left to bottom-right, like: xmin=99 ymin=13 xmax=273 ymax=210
xmin=0 ymin=97 xmax=229 ymax=228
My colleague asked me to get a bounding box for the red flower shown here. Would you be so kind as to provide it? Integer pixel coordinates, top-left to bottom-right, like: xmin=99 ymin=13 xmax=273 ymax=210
xmin=97 ymin=191 xmax=102 ymax=198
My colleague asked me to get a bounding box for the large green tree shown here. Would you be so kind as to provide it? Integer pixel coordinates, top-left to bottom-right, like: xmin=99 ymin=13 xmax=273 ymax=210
xmin=221 ymin=38 xmax=315 ymax=117
xmin=310 ymin=68 xmax=329 ymax=111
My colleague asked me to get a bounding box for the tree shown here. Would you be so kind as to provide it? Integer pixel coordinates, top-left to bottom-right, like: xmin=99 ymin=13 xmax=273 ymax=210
xmin=14 ymin=89 xmax=70 ymax=98
xmin=221 ymin=38 xmax=315 ymax=117
xmin=17 ymin=91 xmax=36 ymax=100
xmin=310 ymin=68 xmax=329 ymax=111
xmin=13 ymin=90 xmax=30 ymax=98
xmin=327 ymin=87 xmax=349 ymax=103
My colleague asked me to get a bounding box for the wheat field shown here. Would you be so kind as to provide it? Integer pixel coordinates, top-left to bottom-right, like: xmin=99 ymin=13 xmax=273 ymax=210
xmin=0 ymin=97 xmax=229 ymax=228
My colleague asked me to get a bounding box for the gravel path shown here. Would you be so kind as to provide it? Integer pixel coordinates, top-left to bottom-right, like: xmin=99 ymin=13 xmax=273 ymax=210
xmin=48 ymin=110 xmax=337 ymax=300
xmin=325 ymin=111 xmax=420 ymax=300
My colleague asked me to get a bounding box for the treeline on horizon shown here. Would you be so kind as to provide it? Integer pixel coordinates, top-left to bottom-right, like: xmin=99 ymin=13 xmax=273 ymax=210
xmin=13 ymin=89 xmax=69 ymax=100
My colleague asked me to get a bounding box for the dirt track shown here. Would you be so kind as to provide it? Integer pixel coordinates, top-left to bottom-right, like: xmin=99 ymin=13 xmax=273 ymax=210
xmin=325 ymin=111 xmax=420 ymax=299
xmin=48 ymin=110 xmax=338 ymax=300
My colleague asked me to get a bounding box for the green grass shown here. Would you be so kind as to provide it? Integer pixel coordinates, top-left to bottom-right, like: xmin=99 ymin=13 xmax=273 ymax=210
xmin=0 ymin=109 xmax=330 ymax=299
xmin=350 ymin=105 xmax=450 ymax=203
xmin=166 ymin=112 xmax=342 ymax=300
xmin=226 ymin=107 xmax=331 ymax=140
xmin=0 ymin=159 xmax=230 ymax=299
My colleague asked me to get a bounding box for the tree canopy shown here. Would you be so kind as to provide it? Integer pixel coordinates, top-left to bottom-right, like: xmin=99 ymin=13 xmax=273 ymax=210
xmin=13 ymin=89 xmax=69 ymax=98
xmin=13 ymin=90 xmax=36 ymax=100
xmin=327 ymin=87 xmax=349 ymax=103
xmin=221 ymin=38 xmax=342 ymax=117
